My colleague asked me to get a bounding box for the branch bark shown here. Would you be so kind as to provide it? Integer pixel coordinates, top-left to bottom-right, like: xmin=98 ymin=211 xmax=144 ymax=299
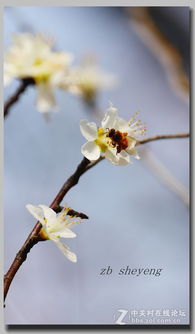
xmin=4 ymin=78 xmax=35 ymax=118
xmin=4 ymin=132 xmax=189 ymax=301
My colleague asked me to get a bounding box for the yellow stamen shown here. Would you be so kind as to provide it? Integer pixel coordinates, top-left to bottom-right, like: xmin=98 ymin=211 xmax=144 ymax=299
xmin=34 ymin=58 xmax=44 ymax=66
xmin=35 ymin=73 xmax=50 ymax=83
xmin=94 ymin=128 xmax=109 ymax=153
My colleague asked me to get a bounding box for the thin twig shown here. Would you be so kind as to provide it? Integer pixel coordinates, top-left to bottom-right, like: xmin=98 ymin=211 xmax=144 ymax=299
xmin=4 ymin=78 xmax=35 ymax=118
xmin=137 ymin=133 xmax=189 ymax=145
xmin=4 ymin=132 xmax=189 ymax=301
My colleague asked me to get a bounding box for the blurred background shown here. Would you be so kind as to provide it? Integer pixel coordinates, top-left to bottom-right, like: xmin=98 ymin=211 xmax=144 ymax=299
xmin=4 ymin=7 xmax=189 ymax=325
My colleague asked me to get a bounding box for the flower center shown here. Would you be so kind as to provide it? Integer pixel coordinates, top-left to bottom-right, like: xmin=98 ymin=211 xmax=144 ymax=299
xmin=94 ymin=128 xmax=109 ymax=153
xmin=34 ymin=58 xmax=44 ymax=66
xmin=106 ymin=128 xmax=129 ymax=153
xmin=39 ymin=227 xmax=50 ymax=240
xmin=32 ymin=58 xmax=52 ymax=82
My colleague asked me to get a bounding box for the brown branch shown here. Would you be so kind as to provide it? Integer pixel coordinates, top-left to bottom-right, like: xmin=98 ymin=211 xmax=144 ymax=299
xmin=4 ymin=132 xmax=189 ymax=301
xmin=4 ymin=78 xmax=35 ymax=118
xmin=137 ymin=132 xmax=189 ymax=145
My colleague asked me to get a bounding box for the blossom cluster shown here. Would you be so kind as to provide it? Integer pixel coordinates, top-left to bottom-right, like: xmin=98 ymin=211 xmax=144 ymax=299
xmin=4 ymin=33 xmax=116 ymax=112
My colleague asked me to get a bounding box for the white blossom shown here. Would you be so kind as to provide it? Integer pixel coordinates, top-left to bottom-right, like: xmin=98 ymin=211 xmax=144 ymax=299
xmin=59 ymin=61 xmax=116 ymax=103
xmin=26 ymin=204 xmax=82 ymax=262
xmin=4 ymin=33 xmax=73 ymax=112
xmin=80 ymin=103 xmax=146 ymax=165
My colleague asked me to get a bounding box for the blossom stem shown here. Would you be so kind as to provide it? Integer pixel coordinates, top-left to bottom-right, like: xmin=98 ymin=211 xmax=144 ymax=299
xmin=4 ymin=132 xmax=189 ymax=301
xmin=4 ymin=78 xmax=35 ymax=118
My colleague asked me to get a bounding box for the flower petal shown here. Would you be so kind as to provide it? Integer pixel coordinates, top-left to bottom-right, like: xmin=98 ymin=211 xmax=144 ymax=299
xmin=126 ymin=147 xmax=140 ymax=159
xmin=80 ymin=120 xmax=98 ymax=141
xmin=4 ymin=63 xmax=16 ymax=86
xmin=53 ymin=240 xmax=77 ymax=262
xmin=51 ymin=227 xmax=76 ymax=239
xmin=127 ymin=137 xmax=137 ymax=150
xmin=81 ymin=141 xmax=101 ymax=161
xmin=115 ymin=117 xmax=130 ymax=133
xmin=38 ymin=205 xmax=56 ymax=221
xmin=118 ymin=150 xmax=131 ymax=165
xmin=101 ymin=105 xmax=118 ymax=129
xmin=26 ymin=204 xmax=45 ymax=224
xmin=4 ymin=70 xmax=14 ymax=86
xmin=36 ymin=82 xmax=56 ymax=112
xmin=105 ymin=148 xmax=130 ymax=166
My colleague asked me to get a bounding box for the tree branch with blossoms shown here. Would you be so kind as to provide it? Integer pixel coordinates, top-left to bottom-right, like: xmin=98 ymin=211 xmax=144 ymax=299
xmin=4 ymin=127 xmax=189 ymax=302
xmin=4 ymin=157 xmax=90 ymax=302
